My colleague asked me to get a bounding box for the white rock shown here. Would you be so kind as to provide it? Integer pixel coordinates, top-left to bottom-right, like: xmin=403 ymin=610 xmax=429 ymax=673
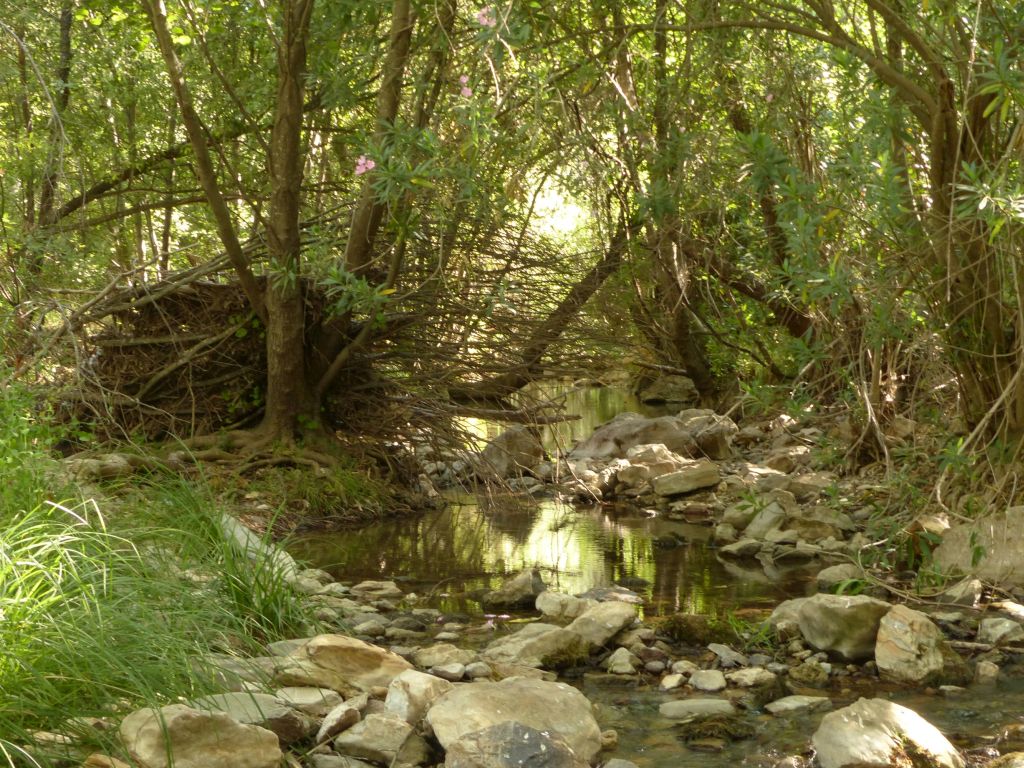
xmin=660 ymin=673 xmax=686 ymax=691
xmin=689 ymin=669 xmax=727 ymax=692
xmin=536 ymin=591 xmax=594 ymax=620
xmin=812 ymin=698 xmax=963 ymax=768
xmin=765 ymin=695 xmax=832 ymax=715
xmin=605 ymin=647 xmax=640 ymax=675
xmin=566 ymin=601 xmax=637 ymax=647
xmin=725 ymin=667 xmax=777 ymax=687
xmin=797 ymin=594 xmax=891 ymax=661
xmin=384 ymin=669 xmax=454 ymax=725
xmin=978 ymin=617 xmax=1024 ymax=645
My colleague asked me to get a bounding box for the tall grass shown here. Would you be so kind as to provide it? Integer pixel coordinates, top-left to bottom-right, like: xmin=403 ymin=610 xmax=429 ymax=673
xmin=0 ymin=378 xmax=317 ymax=764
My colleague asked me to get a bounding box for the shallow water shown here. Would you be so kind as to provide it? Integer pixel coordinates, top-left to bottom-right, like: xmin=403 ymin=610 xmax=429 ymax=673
xmin=292 ymin=384 xmax=1024 ymax=765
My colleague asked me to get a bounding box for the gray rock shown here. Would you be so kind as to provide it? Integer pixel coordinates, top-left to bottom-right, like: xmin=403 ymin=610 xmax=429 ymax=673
xmin=936 ymin=578 xmax=983 ymax=607
xmin=426 ymin=678 xmax=602 ymax=763
xmin=569 ymin=411 xmax=736 ymax=463
xmin=652 ymin=460 xmax=721 ymax=496
xmin=309 ymin=756 xmax=376 ymax=768
xmin=708 ymin=643 xmax=748 ymax=668
xmin=190 ymin=692 xmax=310 ymax=745
xmin=482 ymin=623 xmax=586 ymax=669
xmin=812 ymin=698 xmax=963 ymax=768
xmin=975 ymin=659 xmax=1000 ymax=684
xmin=274 ymin=686 xmax=344 ymax=717
xmin=602 ymin=761 xmax=641 ymax=768
xmin=465 ymin=662 xmax=493 ymax=679
xmin=815 ymin=564 xmax=864 ymax=592
xmin=978 ymin=617 xmax=1024 ymax=645
xmin=875 ymin=605 xmax=964 ymax=685
xmin=604 ymin=647 xmax=640 ymax=675
xmin=350 ymin=580 xmax=404 ymax=599
xmin=412 ymin=643 xmax=475 ymax=669
xmin=718 ymin=538 xmax=762 ymax=557
xmin=444 ymin=721 xmax=587 ymax=768
xmin=658 ymin=699 xmax=735 ymax=720
xmin=689 ymin=669 xmax=727 ymax=691
xmin=744 ymin=502 xmax=787 ymax=540
xmin=638 ymin=375 xmax=699 ymax=405
xmin=726 ymin=667 xmax=777 ymax=687
xmin=120 ymin=704 xmax=281 ymax=768
xmin=536 ymin=592 xmax=594 ymax=620
xmin=797 ymin=594 xmax=891 ymax=661
xmin=333 ymin=712 xmax=430 ymax=767
xmin=430 ymin=663 xmax=466 ymax=681
xmin=384 ymin=669 xmax=454 ymax=725
xmin=565 ymin=601 xmax=637 ymax=647
xmin=482 ymin=569 xmax=546 ymax=609
xmin=765 ymin=695 xmax=832 ymax=715
xmin=219 ymin=514 xmax=299 ymax=581
xmin=933 ymin=506 xmax=1024 ymax=588
xmin=481 ymin=426 xmax=545 ymax=478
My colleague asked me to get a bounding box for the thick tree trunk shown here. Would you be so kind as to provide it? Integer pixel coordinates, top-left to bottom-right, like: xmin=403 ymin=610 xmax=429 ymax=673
xmin=262 ymin=0 xmax=316 ymax=440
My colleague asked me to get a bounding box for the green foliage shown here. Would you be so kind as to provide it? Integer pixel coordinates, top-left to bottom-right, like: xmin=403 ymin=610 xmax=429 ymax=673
xmin=242 ymin=464 xmax=388 ymax=521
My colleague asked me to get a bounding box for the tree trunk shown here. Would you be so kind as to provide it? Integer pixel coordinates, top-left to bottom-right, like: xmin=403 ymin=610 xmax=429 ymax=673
xmin=342 ymin=0 xmax=414 ymax=275
xmin=262 ymin=0 xmax=316 ymax=440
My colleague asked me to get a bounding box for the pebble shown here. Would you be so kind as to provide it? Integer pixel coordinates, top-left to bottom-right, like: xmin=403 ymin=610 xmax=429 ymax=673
xmin=465 ymin=662 xmax=493 ymax=679
xmin=660 ymin=673 xmax=685 ymax=691
xmin=430 ymin=663 xmax=466 ymax=681
xmin=689 ymin=669 xmax=727 ymax=692
xmin=644 ymin=661 xmax=666 ymax=674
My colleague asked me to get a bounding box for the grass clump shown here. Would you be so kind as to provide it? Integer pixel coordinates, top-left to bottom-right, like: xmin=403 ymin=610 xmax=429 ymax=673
xmin=0 ymin=378 xmax=318 ymax=764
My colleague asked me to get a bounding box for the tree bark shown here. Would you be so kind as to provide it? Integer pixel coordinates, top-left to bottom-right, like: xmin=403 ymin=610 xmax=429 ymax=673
xmin=342 ymin=0 xmax=414 ymax=275
xmin=261 ymin=0 xmax=316 ymax=439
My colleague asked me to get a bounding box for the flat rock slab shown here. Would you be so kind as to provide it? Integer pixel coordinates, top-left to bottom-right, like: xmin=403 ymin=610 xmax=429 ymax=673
xmin=426 ymin=678 xmax=602 ymax=763
xmin=274 ymin=686 xmax=344 ymax=717
xmin=652 ymin=460 xmax=721 ymax=496
xmin=689 ymin=670 xmax=727 ymax=692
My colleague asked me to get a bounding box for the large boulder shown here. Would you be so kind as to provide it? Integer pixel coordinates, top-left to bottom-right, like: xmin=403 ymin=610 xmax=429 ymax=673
xmin=875 ymin=605 xmax=967 ymax=685
xmin=812 ymin=698 xmax=963 ymax=768
xmin=569 ymin=410 xmax=737 ymax=462
xmin=482 ymin=569 xmax=546 ymax=609
xmin=481 ymin=427 xmax=545 ymax=479
xmin=934 ymin=506 xmax=1024 ymax=587
xmin=444 ymin=721 xmax=588 ymax=768
xmin=482 ymin=623 xmax=587 ymax=668
xmin=638 ymin=375 xmax=699 ymax=405
xmin=277 ymin=634 xmax=413 ymax=695
xmin=797 ymin=594 xmax=891 ymax=661
xmin=120 ymin=704 xmax=281 ymax=768
xmin=565 ymin=601 xmax=637 ymax=647
xmin=425 ymin=678 xmax=602 ymax=763
xmin=219 ymin=514 xmax=299 ymax=582
xmin=384 ymin=669 xmax=454 ymax=725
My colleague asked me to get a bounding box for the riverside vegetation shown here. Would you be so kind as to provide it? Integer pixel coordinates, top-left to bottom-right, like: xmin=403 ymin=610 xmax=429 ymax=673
xmin=8 ymin=1 xmax=1024 ymax=767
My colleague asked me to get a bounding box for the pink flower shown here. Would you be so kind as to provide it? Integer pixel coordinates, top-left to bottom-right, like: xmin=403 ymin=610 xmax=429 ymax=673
xmin=459 ymin=75 xmax=469 ymax=85
xmin=461 ymin=86 xmax=473 ymax=97
xmin=476 ymin=6 xmax=496 ymax=27
xmin=354 ymin=155 xmax=376 ymax=175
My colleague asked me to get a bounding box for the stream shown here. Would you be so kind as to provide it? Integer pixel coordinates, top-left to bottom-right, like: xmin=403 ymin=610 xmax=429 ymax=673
xmin=290 ymin=383 xmax=1024 ymax=766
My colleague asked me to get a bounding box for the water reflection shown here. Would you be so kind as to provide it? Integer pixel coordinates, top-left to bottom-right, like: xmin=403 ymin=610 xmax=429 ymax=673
xmin=291 ymin=493 xmax=814 ymax=617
